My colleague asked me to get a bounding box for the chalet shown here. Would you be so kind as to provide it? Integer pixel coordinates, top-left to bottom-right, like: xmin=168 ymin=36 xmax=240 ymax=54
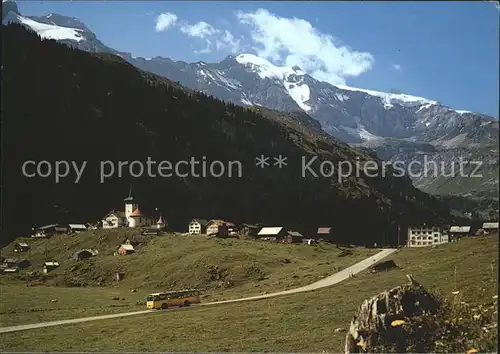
xmin=189 ymin=219 xmax=209 ymax=235
xmin=206 ymin=220 xmax=229 ymax=237
xmin=69 ymin=224 xmax=87 ymax=233
xmin=257 ymin=227 xmax=287 ymax=242
xmin=43 ymin=261 xmax=59 ymax=273
xmin=31 ymin=224 xmax=58 ymax=238
xmin=407 ymin=225 xmax=449 ymax=247
xmin=102 ymin=211 xmax=127 ymax=229
xmin=482 ymin=222 xmax=499 ymax=234
xmin=283 ymin=231 xmax=304 ymax=244
xmin=118 ymin=244 xmax=135 ymax=255
xmin=73 ymin=249 xmax=98 ymax=261
xmin=240 ymin=224 xmax=259 ymax=238
xmin=449 ymin=226 xmax=471 ymax=241
xmin=317 ymin=227 xmax=333 ymax=242
xmin=13 ymin=242 xmax=30 ymax=253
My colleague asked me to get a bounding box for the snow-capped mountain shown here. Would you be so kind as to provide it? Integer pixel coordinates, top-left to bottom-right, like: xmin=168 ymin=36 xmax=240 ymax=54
xmin=2 ymin=0 xmax=118 ymax=54
xmin=125 ymin=53 xmax=498 ymax=148
xmin=3 ymin=0 xmax=498 ymax=198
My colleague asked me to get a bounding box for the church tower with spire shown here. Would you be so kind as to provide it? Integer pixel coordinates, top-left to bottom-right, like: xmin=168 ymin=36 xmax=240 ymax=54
xmin=124 ymin=185 xmax=139 ymax=227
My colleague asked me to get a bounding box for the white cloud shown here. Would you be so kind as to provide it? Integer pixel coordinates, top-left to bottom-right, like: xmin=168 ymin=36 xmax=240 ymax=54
xmin=392 ymin=64 xmax=402 ymax=72
xmin=215 ymin=30 xmax=241 ymax=53
xmin=155 ymin=12 xmax=178 ymax=32
xmin=179 ymin=21 xmax=241 ymax=54
xmin=180 ymin=21 xmax=218 ymax=38
xmin=235 ymin=9 xmax=374 ymax=85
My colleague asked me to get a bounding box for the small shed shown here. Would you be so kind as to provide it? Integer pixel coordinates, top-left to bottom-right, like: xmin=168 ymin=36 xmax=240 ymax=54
xmin=73 ymin=249 xmax=97 ymax=261
xmin=3 ymin=258 xmax=18 ymax=267
xmin=43 ymin=261 xmax=59 ymax=273
xmin=3 ymin=258 xmax=30 ymax=269
xmin=482 ymin=222 xmax=499 ymax=233
xmin=283 ymin=231 xmax=304 ymax=244
xmin=257 ymin=227 xmax=287 ymax=240
xmin=317 ymin=227 xmax=333 ymax=242
xmin=449 ymin=226 xmax=471 ymax=241
xmin=118 ymin=244 xmax=135 ymax=255
xmin=2 ymin=267 xmax=19 ymax=274
xmin=13 ymin=242 xmax=30 ymax=253
xmin=32 ymin=224 xmax=58 ymax=238
xmin=69 ymin=224 xmax=87 ymax=233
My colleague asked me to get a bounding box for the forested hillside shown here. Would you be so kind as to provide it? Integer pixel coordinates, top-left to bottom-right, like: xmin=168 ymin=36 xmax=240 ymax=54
xmin=2 ymin=24 xmax=452 ymax=245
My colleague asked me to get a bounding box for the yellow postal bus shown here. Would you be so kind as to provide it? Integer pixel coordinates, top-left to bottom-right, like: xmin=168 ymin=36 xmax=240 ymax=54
xmin=146 ymin=289 xmax=200 ymax=309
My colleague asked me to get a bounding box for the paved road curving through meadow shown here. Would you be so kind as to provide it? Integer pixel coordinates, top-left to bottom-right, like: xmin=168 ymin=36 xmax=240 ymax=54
xmin=0 ymin=248 xmax=397 ymax=334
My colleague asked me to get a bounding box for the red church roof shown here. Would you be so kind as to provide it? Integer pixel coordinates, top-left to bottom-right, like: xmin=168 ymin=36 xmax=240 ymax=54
xmin=129 ymin=208 xmax=143 ymax=217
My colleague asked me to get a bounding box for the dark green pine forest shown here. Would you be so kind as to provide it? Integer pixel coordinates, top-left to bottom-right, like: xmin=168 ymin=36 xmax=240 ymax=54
xmin=2 ymin=24 xmax=453 ymax=245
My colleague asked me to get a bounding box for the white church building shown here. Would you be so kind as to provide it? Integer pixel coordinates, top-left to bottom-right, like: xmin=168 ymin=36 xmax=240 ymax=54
xmin=102 ymin=192 xmax=157 ymax=229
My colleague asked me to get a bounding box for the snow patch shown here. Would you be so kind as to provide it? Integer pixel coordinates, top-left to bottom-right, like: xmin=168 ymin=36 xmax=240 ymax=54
xmin=236 ymin=54 xmax=311 ymax=111
xmin=4 ymin=12 xmax=85 ymax=42
xmin=240 ymin=95 xmax=253 ymax=106
xmin=416 ymin=103 xmax=435 ymax=113
xmin=342 ymin=125 xmax=382 ymax=141
xmin=335 ymin=84 xmax=438 ymax=108
xmin=235 ymin=53 xmax=305 ymax=79
xmin=455 ymin=110 xmax=472 ymax=115
xmin=335 ymin=93 xmax=349 ymax=102
xmin=284 ymin=79 xmax=311 ymax=111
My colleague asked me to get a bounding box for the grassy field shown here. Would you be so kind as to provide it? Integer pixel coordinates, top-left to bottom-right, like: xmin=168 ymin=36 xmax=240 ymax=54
xmin=0 ymin=229 xmax=376 ymax=326
xmin=0 ymin=234 xmax=497 ymax=352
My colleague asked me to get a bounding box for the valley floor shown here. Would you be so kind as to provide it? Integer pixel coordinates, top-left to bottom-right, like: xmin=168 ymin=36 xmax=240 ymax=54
xmin=0 ymin=234 xmax=497 ymax=352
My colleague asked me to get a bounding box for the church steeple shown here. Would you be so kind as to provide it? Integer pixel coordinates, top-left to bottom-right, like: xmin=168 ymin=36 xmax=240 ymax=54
xmin=124 ymin=184 xmax=135 ymax=203
xmin=124 ymin=185 xmax=139 ymax=227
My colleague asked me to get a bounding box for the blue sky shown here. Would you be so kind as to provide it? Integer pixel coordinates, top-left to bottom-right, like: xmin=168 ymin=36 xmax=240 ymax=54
xmin=17 ymin=1 xmax=499 ymax=117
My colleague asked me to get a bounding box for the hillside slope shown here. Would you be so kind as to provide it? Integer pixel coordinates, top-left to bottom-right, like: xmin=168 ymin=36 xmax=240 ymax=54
xmin=0 ymin=229 xmax=376 ymax=300
xmin=2 ymin=24 xmax=451 ymax=245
